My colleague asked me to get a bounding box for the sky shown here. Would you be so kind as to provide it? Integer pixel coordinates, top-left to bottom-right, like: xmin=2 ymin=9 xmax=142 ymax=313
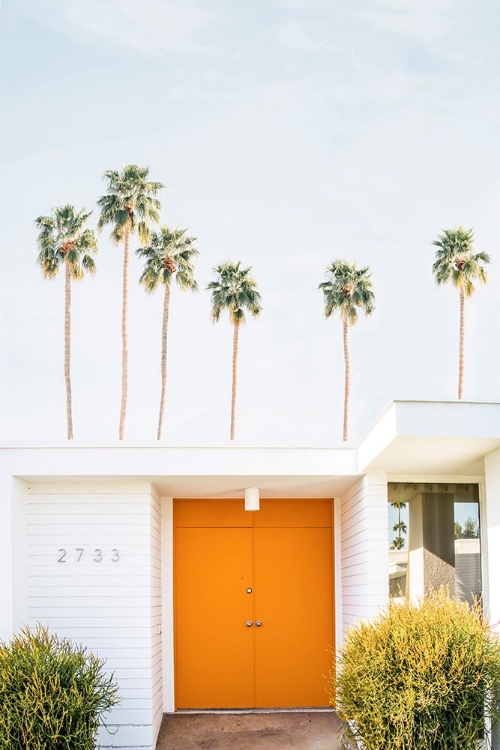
xmin=1 ymin=0 xmax=500 ymax=446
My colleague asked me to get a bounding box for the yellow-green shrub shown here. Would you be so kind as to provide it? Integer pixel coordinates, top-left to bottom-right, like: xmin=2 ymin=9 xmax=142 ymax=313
xmin=330 ymin=591 xmax=500 ymax=750
xmin=0 ymin=625 xmax=119 ymax=750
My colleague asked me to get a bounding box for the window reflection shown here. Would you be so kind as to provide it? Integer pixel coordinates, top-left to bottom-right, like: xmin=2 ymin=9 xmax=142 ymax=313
xmin=388 ymin=484 xmax=481 ymax=604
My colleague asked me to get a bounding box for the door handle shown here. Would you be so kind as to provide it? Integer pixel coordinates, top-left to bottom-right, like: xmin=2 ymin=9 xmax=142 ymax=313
xmin=256 ymin=621 xmax=263 ymax=627
xmin=246 ymin=621 xmax=253 ymax=627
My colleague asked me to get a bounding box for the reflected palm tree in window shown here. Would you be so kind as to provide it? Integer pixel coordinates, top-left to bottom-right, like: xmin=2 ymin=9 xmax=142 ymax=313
xmin=390 ymin=501 xmax=407 ymax=551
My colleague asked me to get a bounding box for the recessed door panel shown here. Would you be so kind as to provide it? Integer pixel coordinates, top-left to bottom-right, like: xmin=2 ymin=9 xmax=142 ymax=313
xmin=257 ymin=500 xmax=333 ymax=527
xmin=175 ymin=500 xmax=251 ymax=528
xmin=175 ymin=527 xmax=254 ymax=708
xmin=254 ymin=527 xmax=334 ymax=707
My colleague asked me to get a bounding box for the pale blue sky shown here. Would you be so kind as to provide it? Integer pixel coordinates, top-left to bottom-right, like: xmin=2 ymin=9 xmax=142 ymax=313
xmin=1 ymin=0 xmax=500 ymax=444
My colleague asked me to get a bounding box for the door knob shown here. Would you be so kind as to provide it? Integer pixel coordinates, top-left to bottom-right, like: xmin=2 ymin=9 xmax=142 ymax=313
xmin=256 ymin=621 xmax=263 ymax=627
xmin=246 ymin=620 xmax=253 ymax=627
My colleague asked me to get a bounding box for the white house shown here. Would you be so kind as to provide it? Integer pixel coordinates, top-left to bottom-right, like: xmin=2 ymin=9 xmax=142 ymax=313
xmin=2 ymin=399 xmax=500 ymax=750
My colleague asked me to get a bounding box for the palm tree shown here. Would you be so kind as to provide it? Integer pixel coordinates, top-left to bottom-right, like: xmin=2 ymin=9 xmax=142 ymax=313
xmin=432 ymin=227 xmax=490 ymax=400
xmin=390 ymin=536 xmax=405 ymax=551
xmin=136 ymin=226 xmax=199 ymax=440
xmin=35 ymin=205 xmax=98 ymax=440
xmin=208 ymin=262 xmax=262 ymax=441
xmin=97 ymin=165 xmax=164 ymax=440
xmin=319 ymin=260 xmax=374 ymax=442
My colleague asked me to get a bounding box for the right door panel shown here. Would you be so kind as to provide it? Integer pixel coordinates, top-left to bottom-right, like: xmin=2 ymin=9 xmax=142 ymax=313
xmin=254 ymin=526 xmax=334 ymax=707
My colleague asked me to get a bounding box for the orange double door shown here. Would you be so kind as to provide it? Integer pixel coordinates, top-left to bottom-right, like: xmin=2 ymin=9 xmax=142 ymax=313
xmin=174 ymin=500 xmax=334 ymax=709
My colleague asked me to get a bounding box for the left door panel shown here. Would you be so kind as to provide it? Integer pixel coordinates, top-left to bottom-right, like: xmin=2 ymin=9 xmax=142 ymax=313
xmin=175 ymin=527 xmax=255 ymax=708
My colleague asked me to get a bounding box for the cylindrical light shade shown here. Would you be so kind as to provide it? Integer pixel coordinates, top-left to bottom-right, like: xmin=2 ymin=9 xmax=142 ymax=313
xmin=244 ymin=487 xmax=260 ymax=511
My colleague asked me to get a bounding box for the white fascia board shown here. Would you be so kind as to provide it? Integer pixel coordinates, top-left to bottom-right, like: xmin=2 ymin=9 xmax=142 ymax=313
xmin=0 ymin=445 xmax=358 ymax=483
xmin=393 ymin=400 xmax=500 ymax=439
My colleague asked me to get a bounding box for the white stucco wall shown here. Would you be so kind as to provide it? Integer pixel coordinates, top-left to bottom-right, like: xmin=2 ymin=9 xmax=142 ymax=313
xmin=340 ymin=472 xmax=389 ymax=637
xmin=25 ymin=481 xmax=161 ymax=750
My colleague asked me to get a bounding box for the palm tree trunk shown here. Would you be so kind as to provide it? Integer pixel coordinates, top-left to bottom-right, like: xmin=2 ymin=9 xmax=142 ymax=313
xmin=458 ymin=285 xmax=465 ymax=399
xmin=157 ymin=283 xmax=171 ymax=440
xmin=343 ymin=318 xmax=350 ymax=442
xmin=64 ymin=263 xmax=73 ymax=440
xmin=230 ymin=323 xmax=239 ymax=441
xmin=119 ymin=228 xmax=130 ymax=440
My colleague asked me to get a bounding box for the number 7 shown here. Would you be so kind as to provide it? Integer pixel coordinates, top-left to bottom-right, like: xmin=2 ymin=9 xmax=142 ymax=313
xmin=76 ymin=548 xmax=84 ymax=562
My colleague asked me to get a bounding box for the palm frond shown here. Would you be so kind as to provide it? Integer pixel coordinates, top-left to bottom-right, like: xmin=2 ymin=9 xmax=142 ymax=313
xmin=80 ymin=229 xmax=99 ymax=253
xmin=139 ymin=265 xmax=161 ymax=293
xmin=111 ymin=226 xmax=124 ymax=244
xmin=177 ymin=273 xmax=198 ymax=292
xmin=35 ymin=205 xmax=98 ymax=281
xmin=432 ymin=226 xmax=490 ymax=293
xmin=82 ymin=255 xmax=97 ymax=274
xmin=208 ymin=261 xmax=262 ymax=326
xmin=97 ymin=165 xmax=164 ymax=245
xmin=136 ymin=225 xmax=199 ymax=295
xmin=137 ymin=220 xmax=152 ymax=247
xmin=70 ymin=262 xmax=84 ymax=281
xmin=319 ymin=259 xmax=374 ymax=325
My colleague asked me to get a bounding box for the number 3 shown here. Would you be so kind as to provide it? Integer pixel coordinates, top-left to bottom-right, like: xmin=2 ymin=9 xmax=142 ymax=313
xmin=111 ymin=549 xmax=120 ymax=562
xmin=94 ymin=549 xmax=102 ymax=562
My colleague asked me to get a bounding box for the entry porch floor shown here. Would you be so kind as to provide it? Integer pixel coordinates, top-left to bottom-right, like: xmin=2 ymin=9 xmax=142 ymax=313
xmin=156 ymin=710 xmax=343 ymax=750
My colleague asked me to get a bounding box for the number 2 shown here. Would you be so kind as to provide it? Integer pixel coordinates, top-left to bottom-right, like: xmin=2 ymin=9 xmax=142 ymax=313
xmin=58 ymin=549 xmax=66 ymax=563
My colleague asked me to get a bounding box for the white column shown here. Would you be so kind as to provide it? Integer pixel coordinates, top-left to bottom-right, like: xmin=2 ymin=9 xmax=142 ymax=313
xmin=485 ymin=449 xmax=500 ymax=627
xmin=484 ymin=449 xmax=500 ymax=750
xmin=408 ymin=493 xmax=424 ymax=601
xmin=364 ymin=472 xmax=389 ymax=614
xmin=161 ymin=497 xmax=174 ymax=713
xmin=12 ymin=477 xmax=28 ymax=631
xmin=340 ymin=472 xmax=388 ymax=638
xmin=0 ymin=472 xmax=15 ymax=639
xmin=0 ymin=474 xmax=28 ymax=640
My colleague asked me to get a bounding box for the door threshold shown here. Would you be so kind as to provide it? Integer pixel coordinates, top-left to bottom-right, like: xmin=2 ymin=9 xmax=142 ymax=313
xmin=175 ymin=708 xmax=334 ymax=714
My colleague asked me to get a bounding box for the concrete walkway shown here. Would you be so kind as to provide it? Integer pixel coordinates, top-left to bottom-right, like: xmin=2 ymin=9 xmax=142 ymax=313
xmin=156 ymin=711 xmax=343 ymax=750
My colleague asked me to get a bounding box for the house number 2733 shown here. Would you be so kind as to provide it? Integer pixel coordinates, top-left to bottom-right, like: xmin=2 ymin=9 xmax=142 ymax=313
xmin=57 ymin=549 xmax=120 ymax=563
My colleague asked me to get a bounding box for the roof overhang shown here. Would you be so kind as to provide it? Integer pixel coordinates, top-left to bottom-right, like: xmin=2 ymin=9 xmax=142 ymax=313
xmin=0 ymin=445 xmax=358 ymax=498
xmin=358 ymin=400 xmax=500 ymax=477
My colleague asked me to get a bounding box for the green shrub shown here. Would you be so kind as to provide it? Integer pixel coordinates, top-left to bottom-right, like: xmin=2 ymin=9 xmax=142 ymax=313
xmin=330 ymin=591 xmax=500 ymax=750
xmin=0 ymin=625 xmax=119 ymax=750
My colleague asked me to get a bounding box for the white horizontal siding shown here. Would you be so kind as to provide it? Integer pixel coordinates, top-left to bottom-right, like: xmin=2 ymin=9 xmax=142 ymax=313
xmin=340 ymin=473 xmax=388 ymax=640
xmin=26 ymin=483 xmax=160 ymax=750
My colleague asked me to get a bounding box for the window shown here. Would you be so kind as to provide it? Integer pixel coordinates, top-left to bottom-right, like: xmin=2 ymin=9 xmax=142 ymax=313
xmin=388 ymin=483 xmax=481 ymax=605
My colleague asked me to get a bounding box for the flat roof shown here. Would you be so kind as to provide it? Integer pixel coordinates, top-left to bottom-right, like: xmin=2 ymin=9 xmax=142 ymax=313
xmin=1 ymin=401 xmax=500 ymax=497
